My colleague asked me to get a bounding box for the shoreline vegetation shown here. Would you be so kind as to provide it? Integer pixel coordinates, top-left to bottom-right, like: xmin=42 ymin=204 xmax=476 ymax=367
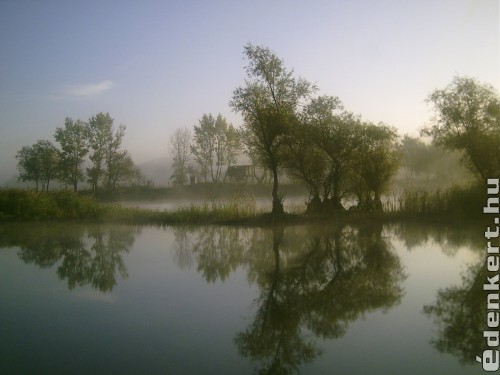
xmin=11 ymin=54 xmax=498 ymax=225
xmin=0 ymin=184 xmax=487 ymax=227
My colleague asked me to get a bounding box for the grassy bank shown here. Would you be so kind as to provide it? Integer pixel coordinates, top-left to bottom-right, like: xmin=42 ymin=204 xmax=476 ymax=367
xmin=0 ymin=189 xmax=102 ymax=221
xmin=0 ymin=185 xmax=488 ymax=226
xmin=0 ymin=189 xmax=265 ymax=225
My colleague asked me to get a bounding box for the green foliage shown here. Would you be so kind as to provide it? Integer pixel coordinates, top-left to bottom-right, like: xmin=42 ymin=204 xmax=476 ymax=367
xmin=164 ymin=192 xmax=259 ymax=223
xmin=283 ymin=116 xmax=328 ymax=201
xmin=229 ymin=224 xmax=405 ymax=373
xmin=0 ymin=188 xmax=262 ymax=224
xmin=284 ymin=96 xmax=343 ymax=205
xmin=87 ymin=112 xmax=114 ymax=190
xmin=307 ymin=97 xmax=356 ymax=205
xmin=396 ymin=184 xmax=485 ymax=218
xmin=0 ymin=184 xmax=486 ymax=224
xmin=16 ymin=145 xmax=41 ymax=189
xmin=169 ymin=126 xmax=192 ymax=186
xmin=54 ymin=117 xmax=88 ymax=191
xmin=86 ymin=112 xmax=134 ymax=190
xmin=284 ymin=96 xmax=400 ymax=213
xmin=424 ymin=259 xmax=488 ymax=364
xmin=16 ymin=140 xmax=59 ymax=192
xmin=191 ymin=114 xmax=215 ymax=182
xmin=15 ymin=112 xmax=139 ymax=193
xmin=103 ymin=123 xmax=128 ymax=189
xmin=231 ymin=43 xmax=314 ymax=214
xmin=191 ymin=113 xmax=241 ymax=182
xmin=0 ymin=224 xmax=136 ymax=292
xmin=423 ymin=76 xmax=500 ymax=182
xmin=351 ymin=122 xmax=400 ymax=211
xmin=0 ymin=190 xmax=102 ymax=221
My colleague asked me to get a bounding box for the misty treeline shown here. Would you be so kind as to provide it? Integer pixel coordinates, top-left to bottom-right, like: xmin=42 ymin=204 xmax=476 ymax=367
xmin=16 ymin=113 xmax=141 ymax=192
xmin=399 ymin=135 xmax=469 ymax=184
xmin=168 ymin=114 xmax=241 ymax=186
xmin=170 ymin=44 xmax=500 ymax=214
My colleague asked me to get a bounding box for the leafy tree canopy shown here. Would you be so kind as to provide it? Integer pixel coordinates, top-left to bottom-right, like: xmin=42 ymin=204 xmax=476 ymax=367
xmin=423 ymin=76 xmax=500 ymax=182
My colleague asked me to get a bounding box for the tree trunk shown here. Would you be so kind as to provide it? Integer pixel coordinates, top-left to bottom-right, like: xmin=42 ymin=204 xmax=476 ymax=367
xmin=374 ymin=191 xmax=383 ymax=212
xmin=330 ymin=169 xmax=345 ymax=212
xmin=271 ymin=167 xmax=284 ymax=214
xmin=306 ymin=193 xmax=322 ymax=214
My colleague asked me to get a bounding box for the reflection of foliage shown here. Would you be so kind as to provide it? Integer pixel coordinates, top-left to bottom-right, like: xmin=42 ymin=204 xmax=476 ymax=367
xmin=0 ymin=223 xmax=137 ymax=292
xmin=236 ymin=224 xmax=405 ymax=374
xmin=174 ymin=223 xmax=406 ymax=374
xmin=392 ymin=221 xmax=487 ymax=365
xmin=235 ymin=226 xmax=322 ymax=374
xmin=173 ymin=225 xmax=256 ymax=282
xmin=192 ymin=226 xmax=248 ymax=282
xmin=424 ymin=259 xmax=488 ymax=364
xmin=172 ymin=227 xmax=194 ymax=271
xmin=58 ymin=227 xmax=134 ymax=291
xmin=391 ymin=222 xmax=484 ymax=254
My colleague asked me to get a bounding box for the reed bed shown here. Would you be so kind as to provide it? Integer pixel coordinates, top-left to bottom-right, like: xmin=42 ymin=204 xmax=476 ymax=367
xmin=385 ymin=184 xmax=484 ymax=218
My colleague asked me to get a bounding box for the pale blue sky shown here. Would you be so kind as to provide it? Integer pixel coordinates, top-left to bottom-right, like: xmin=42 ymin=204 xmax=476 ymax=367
xmin=0 ymin=0 xmax=498 ymax=183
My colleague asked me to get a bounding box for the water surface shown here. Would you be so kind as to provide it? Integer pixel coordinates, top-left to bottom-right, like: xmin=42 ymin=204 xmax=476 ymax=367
xmin=0 ymin=222 xmax=485 ymax=374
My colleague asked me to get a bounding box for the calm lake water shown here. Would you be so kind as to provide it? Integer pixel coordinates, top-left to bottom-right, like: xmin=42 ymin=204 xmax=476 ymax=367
xmin=118 ymin=196 xmax=309 ymax=213
xmin=0 ymin=221 xmax=486 ymax=374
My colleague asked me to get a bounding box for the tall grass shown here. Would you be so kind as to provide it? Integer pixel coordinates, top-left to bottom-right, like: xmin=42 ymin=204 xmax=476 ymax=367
xmin=0 ymin=189 xmax=102 ymax=220
xmin=0 ymin=189 xmax=260 ymax=224
xmin=160 ymin=191 xmax=260 ymax=223
xmin=389 ymin=184 xmax=485 ymax=218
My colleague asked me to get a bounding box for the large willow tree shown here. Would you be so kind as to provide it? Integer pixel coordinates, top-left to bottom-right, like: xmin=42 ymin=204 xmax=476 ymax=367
xmin=231 ymin=44 xmax=314 ymax=214
xmin=423 ymin=76 xmax=500 ymax=183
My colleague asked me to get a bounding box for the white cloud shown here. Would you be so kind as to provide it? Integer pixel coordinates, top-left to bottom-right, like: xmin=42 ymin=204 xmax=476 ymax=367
xmin=65 ymin=80 xmax=114 ymax=97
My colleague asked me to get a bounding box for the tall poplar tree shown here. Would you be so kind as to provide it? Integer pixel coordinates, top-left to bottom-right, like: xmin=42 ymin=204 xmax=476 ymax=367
xmin=54 ymin=117 xmax=88 ymax=191
xmin=87 ymin=112 xmax=113 ymax=191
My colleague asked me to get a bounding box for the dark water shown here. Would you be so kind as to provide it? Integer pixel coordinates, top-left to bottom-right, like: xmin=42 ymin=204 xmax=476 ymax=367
xmin=0 ymin=222 xmax=486 ymax=374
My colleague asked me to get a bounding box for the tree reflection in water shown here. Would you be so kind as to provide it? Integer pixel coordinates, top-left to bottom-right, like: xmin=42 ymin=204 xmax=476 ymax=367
xmin=173 ymin=223 xmax=406 ymax=374
xmin=390 ymin=220 xmax=487 ymax=365
xmin=424 ymin=258 xmax=488 ymax=365
xmin=0 ymin=224 xmax=137 ymax=292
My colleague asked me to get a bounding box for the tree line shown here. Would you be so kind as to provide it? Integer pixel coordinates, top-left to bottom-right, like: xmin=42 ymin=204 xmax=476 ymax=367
xmin=170 ymin=45 xmax=400 ymax=213
xmin=16 ymin=43 xmax=499 ymax=211
xmin=16 ymin=112 xmax=140 ymax=192
xmin=168 ymin=114 xmax=242 ymax=186
xmin=170 ymin=44 xmax=499 ymax=214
